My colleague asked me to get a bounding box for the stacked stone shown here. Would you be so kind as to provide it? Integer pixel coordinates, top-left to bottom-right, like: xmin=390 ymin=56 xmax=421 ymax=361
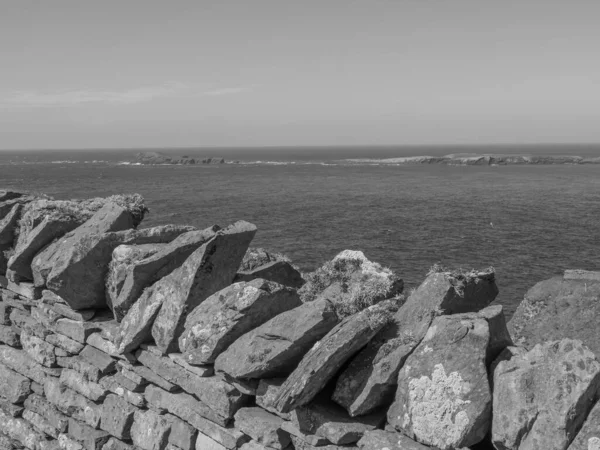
xmin=2 ymin=188 xmax=600 ymax=450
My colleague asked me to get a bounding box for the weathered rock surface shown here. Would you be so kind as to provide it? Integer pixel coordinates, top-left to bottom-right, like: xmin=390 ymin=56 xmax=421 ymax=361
xmin=273 ymin=301 xmax=394 ymax=413
xmin=333 ymin=268 xmax=498 ymax=416
xmin=234 ymin=407 xmax=291 ymax=450
xmin=357 ymin=430 xmax=429 ymax=449
xmin=130 ymin=409 xmax=172 ymax=450
xmin=99 ymin=394 xmax=137 ymax=441
xmin=215 ymin=298 xmax=339 ymax=379
xmin=105 ymin=243 xmax=164 ymax=314
xmin=568 ymin=400 xmax=600 ymax=450
xmin=235 ymin=248 xmax=304 ymax=288
xmin=299 ymin=250 xmax=403 ymax=314
xmin=111 ymin=226 xmax=219 ymax=321
xmin=0 ymin=362 xmax=31 ymax=402
xmin=388 ymin=305 xmax=511 ymax=449
xmin=180 ymin=279 xmax=301 ymax=365
xmin=149 ymin=221 xmax=257 ymax=354
xmin=509 ymin=271 xmax=600 ymax=357
xmin=492 ymin=339 xmax=600 ymax=450
xmin=290 ymin=399 xmax=385 ymax=445
xmin=0 ymin=204 xmax=22 ymax=272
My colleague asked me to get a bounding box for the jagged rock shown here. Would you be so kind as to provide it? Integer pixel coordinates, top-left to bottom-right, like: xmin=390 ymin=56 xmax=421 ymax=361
xmin=568 ymin=400 xmax=600 ymax=450
xmin=299 ymin=250 xmax=403 ymax=313
xmin=492 ymin=339 xmax=600 ymax=450
xmin=509 ymin=271 xmax=600 ymax=357
xmin=215 ymin=298 xmax=338 ymax=378
xmin=273 ymin=302 xmax=395 ymax=413
xmin=357 ymin=430 xmax=429 ymax=449
xmin=45 ymin=222 xmax=193 ymax=310
xmin=333 ymin=267 xmax=498 ymax=416
xmin=111 ymin=226 xmax=218 ymax=321
xmin=388 ymin=305 xmax=511 ymax=449
xmin=180 ymin=279 xmax=301 ymax=364
xmin=0 ymin=363 xmax=31 ymax=402
xmin=105 ymin=243 xmax=164 ymax=316
xmin=99 ymin=394 xmax=137 ymax=440
xmin=234 ymin=407 xmax=291 ymax=450
xmin=290 ymin=399 xmax=385 ymax=445
xmin=131 ymin=409 xmax=172 ymax=450
xmin=235 ymin=248 xmax=304 ymax=288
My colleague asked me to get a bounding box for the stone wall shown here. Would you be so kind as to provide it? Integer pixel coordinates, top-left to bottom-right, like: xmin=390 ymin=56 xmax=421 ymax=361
xmin=1 ymin=189 xmax=600 ymax=450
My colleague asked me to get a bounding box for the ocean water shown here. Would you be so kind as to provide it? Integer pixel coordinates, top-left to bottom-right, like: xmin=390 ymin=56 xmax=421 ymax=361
xmin=1 ymin=145 xmax=599 ymax=318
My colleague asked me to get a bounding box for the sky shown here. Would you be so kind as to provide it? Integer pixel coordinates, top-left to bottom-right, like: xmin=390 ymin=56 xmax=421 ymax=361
xmin=1 ymin=0 xmax=600 ymax=150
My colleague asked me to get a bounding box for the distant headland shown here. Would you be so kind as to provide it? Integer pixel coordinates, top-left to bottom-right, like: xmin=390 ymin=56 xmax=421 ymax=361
xmin=133 ymin=151 xmax=239 ymax=165
xmin=345 ymin=153 xmax=600 ymax=165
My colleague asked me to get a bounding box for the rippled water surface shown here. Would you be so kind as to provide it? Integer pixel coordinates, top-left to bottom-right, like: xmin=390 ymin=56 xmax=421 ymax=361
xmin=1 ymin=147 xmax=599 ymax=317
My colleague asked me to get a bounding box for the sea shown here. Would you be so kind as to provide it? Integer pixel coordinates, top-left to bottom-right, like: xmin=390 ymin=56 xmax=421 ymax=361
xmin=1 ymin=144 xmax=599 ymax=318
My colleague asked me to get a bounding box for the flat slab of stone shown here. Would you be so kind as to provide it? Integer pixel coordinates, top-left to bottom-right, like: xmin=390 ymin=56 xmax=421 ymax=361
xmin=234 ymin=407 xmax=291 ymax=450
xmin=492 ymin=339 xmax=600 ymax=450
xmin=333 ymin=268 xmax=498 ymax=417
xmin=273 ymin=302 xmax=394 ymax=413
xmin=111 ymin=226 xmax=218 ymax=321
xmin=150 ymin=221 xmax=257 ymax=353
xmin=509 ymin=275 xmax=600 ymax=358
xmin=215 ymin=298 xmax=338 ymax=379
xmin=180 ymin=279 xmax=301 ymax=364
xmin=387 ymin=306 xmax=511 ymax=449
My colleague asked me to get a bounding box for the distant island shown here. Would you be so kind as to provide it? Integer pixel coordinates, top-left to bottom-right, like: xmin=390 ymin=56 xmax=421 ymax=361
xmin=346 ymin=153 xmax=600 ymax=165
xmin=133 ymin=151 xmax=239 ymax=165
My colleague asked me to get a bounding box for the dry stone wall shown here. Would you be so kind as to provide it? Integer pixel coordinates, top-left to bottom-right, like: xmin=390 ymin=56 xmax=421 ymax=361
xmin=1 ymin=189 xmax=600 ymax=450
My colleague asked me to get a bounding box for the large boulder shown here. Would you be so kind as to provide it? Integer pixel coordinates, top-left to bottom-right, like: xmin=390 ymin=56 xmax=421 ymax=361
xmin=110 ymin=226 xmax=219 ymax=321
xmin=235 ymin=247 xmax=304 ymax=288
xmin=273 ymin=301 xmax=396 ymax=413
xmin=105 ymin=243 xmax=165 ymax=315
xmin=215 ymin=298 xmax=339 ymax=379
xmin=179 ymin=279 xmax=301 ymax=364
xmin=333 ymin=267 xmax=498 ymax=416
xmin=509 ymin=270 xmax=600 ymax=358
xmin=387 ymin=305 xmax=512 ymax=450
xmin=116 ymin=221 xmax=256 ymax=354
xmin=299 ymin=250 xmax=403 ymax=315
xmin=150 ymin=220 xmax=257 ymax=354
xmin=492 ymin=339 xmax=600 ymax=450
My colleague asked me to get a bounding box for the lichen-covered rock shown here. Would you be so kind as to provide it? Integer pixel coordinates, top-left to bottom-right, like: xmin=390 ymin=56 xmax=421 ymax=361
xmin=130 ymin=409 xmax=172 ymax=450
xmin=150 ymin=221 xmax=257 ymax=354
xmin=509 ymin=271 xmax=600 ymax=358
xmin=180 ymin=279 xmax=301 ymax=364
xmin=111 ymin=226 xmax=218 ymax=321
xmin=567 ymin=400 xmax=600 ymax=450
xmin=215 ymin=298 xmax=339 ymax=379
xmin=492 ymin=339 xmax=600 ymax=450
xmin=273 ymin=301 xmax=395 ymax=413
xmin=388 ymin=305 xmax=511 ymax=449
xmin=299 ymin=250 xmax=403 ymax=316
xmin=290 ymin=399 xmax=385 ymax=445
xmin=333 ymin=267 xmax=498 ymax=416
xmin=106 ymin=243 xmax=164 ymax=317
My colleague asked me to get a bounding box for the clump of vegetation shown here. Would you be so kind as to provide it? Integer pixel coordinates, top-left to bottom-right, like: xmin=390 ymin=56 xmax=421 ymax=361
xmin=239 ymin=247 xmax=294 ymax=272
xmin=299 ymin=251 xmax=403 ymax=319
xmin=427 ymin=263 xmax=495 ymax=297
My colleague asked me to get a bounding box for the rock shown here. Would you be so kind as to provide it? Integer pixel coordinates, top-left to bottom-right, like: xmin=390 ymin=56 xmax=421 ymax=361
xmin=54 ymin=318 xmax=101 ymax=343
xmin=387 ymin=306 xmax=511 ymax=449
xmin=0 ymin=344 xmax=53 ymax=384
xmin=167 ymin=353 xmax=213 ymax=378
xmin=45 ymin=222 xmax=193 ymax=310
xmin=22 ymin=409 xmax=59 ymax=438
xmin=112 ymin=226 xmax=218 ymax=321
xmin=58 ymin=434 xmax=84 ymax=450
xmin=0 ymin=204 xmax=22 ymax=269
xmin=233 ymin=407 xmax=291 ymax=450
xmin=97 ymin=375 xmax=146 ymax=408
xmin=235 ymin=247 xmax=304 ymax=288
xmin=150 ymin=221 xmax=257 ymax=354
xmin=273 ymin=301 xmax=394 ymax=413
xmin=568 ymin=400 xmax=600 ymax=450
xmin=101 ymin=438 xmax=133 ymax=450
xmin=215 ymin=298 xmax=338 ymax=379
xmin=0 ymin=190 xmax=25 ymax=203
xmin=290 ymin=399 xmax=384 ymax=445
xmin=180 ymin=279 xmax=301 ymax=364
xmin=299 ymin=250 xmax=403 ymax=315
xmin=80 ymin=345 xmax=117 ymax=374
xmin=6 ymin=281 xmax=42 ymax=300
xmin=130 ymin=409 xmax=172 ymax=450
xmin=0 ymin=363 xmax=31 ymax=403
xmin=509 ymin=273 xmax=600 ymax=358
xmin=492 ymin=339 xmax=600 ymax=450
xmin=357 ymin=430 xmax=430 ymax=449
xmin=32 ymin=202 xmax=135 ymax=288
xmin=68 ymin=418 xmax=110 ymax=450
xmin=255 ymin=379 xmax=291 ymax=420
xmin=44 ymin=378 xmax=102 ymax=428
xmin=280 ymin=422 xmax=331 ymax=447
xmin=99 ymin=394 xmax=137 ymax=440
xmin=0 ymin=324 xmax=21 ymax=347
xmin=48 ymin=303 xmax=95 ymax=322
xmin=56 ymin=356 xmax=101 ymax=382
xmin=20 ymin=331 xmax=57 ymax=367
xmin=105 ymin=243 xmax=164 ymax=317
xmin=194 ymin=433 xmax=226 ymax=450
xmin=59 ymin=369 xmax=108 ymax=401
xmin=333 ymin=267 xmax=498 ymax=417
xmin=167 ymin=414 xmax=197 ymax=450
xmin=23 ymin=394 xmax=68 ymax=434
xmin=0 ymin=409 xmax=47 ymax=450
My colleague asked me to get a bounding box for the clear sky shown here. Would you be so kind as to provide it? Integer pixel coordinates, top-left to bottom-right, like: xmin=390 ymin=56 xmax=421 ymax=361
xmin=1 ymin=0 xmax=599 ymax=149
